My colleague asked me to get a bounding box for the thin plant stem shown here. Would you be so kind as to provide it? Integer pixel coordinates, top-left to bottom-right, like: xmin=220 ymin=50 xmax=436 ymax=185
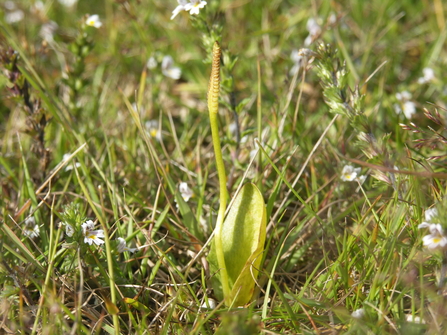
xmin=438 ymin=250 xmax=447 ymax=291
xmin=256 ymin=59 xmax=262 ymax=185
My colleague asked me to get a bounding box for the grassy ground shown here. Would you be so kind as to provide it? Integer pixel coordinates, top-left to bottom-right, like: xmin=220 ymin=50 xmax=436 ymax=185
xmin=1 ymin=0 xmax=447 ymax=334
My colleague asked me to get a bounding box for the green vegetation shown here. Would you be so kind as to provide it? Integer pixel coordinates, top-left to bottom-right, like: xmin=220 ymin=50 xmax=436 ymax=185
xmin=1 ymin=0 xmax=447 ymax=333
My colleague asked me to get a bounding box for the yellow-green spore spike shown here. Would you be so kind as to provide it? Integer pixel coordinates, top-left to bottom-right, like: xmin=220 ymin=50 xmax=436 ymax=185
xmin=208 ymin=42 xmax=221 ymax=115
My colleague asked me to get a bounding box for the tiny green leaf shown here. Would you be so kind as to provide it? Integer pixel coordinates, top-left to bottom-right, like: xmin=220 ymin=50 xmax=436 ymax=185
xmin=123 ymin=298 xmax=151 ymax=313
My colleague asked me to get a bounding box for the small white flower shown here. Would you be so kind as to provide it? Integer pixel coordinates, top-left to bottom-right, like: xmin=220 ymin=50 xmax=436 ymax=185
xmin=394 ymin=101 xmax=416 ymax=119
xmin=23 ymin=217 xmax=40 ymax=239
xmin=161 ymin=55 xmax=181 ymax=80
xmin=200 ymin=298 xmax=216 ymax=309
xmin=82 ymin=220 xmax=95 ymax=231
xmin=396 ymin=91 xmax=412 ymax=101
xmin=417 ymin=222 xmax=431 ymax=229
xmin=393 ymin=103 xmax=402 ymax=115
xmin=357 ymin=175 xmax=367 ymax=184
xmin=4 ymin=1 xmax=16 ymax=10
xmin=65 ymin=223 xmax=75 ymax=237
xmin=31 ymin=1 xmax=45 ymax=14
xmin=171 ymin=0 xmax=188 ymax=20
xmin=145 ymin=120 xmax=162 ymax=141
xmin=306 ymin=18 xmax=322 ymax=36
xmin=418 ymin=223 xmax=447 ymax=249
xmin=424 ymin=208 xmax=438 ymax=223
xmin=228 ymin=121 xmax=238 ymax=137
xmin=395 ymin=91 xmax=416 ymax=119
xmin=117 ymin=237 xmax=137 ymax=253
xmin=402 ymin=101 xmax=416 ymax=119
xmin=341 ymin=165 xmax=361 ymax=181
xmin=58 ymin=0 xmax=78 ymax=7
xmin=249 ymin=139 xmax=261 ymax=160
xmin=328 ymin=13 xmax=337 ymax=25
xmin=290 ymin=49 xmax=303 ymax=76
xmin=290 ymin=48 xmax=317 ymax=74
xmin=185 ymin=0 xmax=207 ymax=15
xmin=304 ymin=17 xmax=321 ymax=46
xmin=240 ymin=135 xmax=249 ymax=144
xmin=131 ymin=102 xmax=146 ymax=115
xmin=418 ymin=67 xmax=435 ymax=84
xmin=63 ymin=153 xmax=81 ymax=171
xmin=86 ymin=14 xmax=102 ymax=28
xmin=297 ymin=48 xmax=317 ymax=58
xmin=5 ymin=10 xmax=24 ymax=24
xmin=179 ymin=182 xmax=193 ymax=202
xmin=351 ymin=308 xmax=365 ymax=319
xmin=82 ymin=220 xmax=105 ymax=246
xmin=418 ymin=208 xmax=439 ymax=229
xmin=199 ymin=215 xmax=209 ymax=234
xmin=147 ymin=56 xmax=158 ymax=69
xmin=40 ymin=21 xmax=58 ymax=42
xmin=304 ymin=35 xmax=313 ymax=46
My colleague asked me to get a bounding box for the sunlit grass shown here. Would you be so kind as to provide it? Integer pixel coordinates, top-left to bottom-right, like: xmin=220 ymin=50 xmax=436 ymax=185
xmin=1 ymin=0 xmax=446 ymax=334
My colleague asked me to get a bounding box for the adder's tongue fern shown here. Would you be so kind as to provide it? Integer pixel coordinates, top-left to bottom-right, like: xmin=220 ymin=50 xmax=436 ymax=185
xmin=207 ymin=41 xmax=230 ymax=302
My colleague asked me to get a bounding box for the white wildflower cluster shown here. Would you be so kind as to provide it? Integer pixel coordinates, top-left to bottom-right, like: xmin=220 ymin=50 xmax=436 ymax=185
xmin=341 ymin=165 xmax=366 ymax=183
xmin=417 ymin=67 xmax=435 ymax=84
xmin=394 ymin=91 xmax=416 ymax=119
xmin=64 ymin=219 xmax=138 ymax=253
xmin=171 ymin=0 xmax=207 ymax=20
xmin=418 ymin=208 xmax=447 ymax=250
xmin=60 ymin=204 xmax=138 ymax=254
xmin=23 ymin=216 xmax=137 ymax=252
